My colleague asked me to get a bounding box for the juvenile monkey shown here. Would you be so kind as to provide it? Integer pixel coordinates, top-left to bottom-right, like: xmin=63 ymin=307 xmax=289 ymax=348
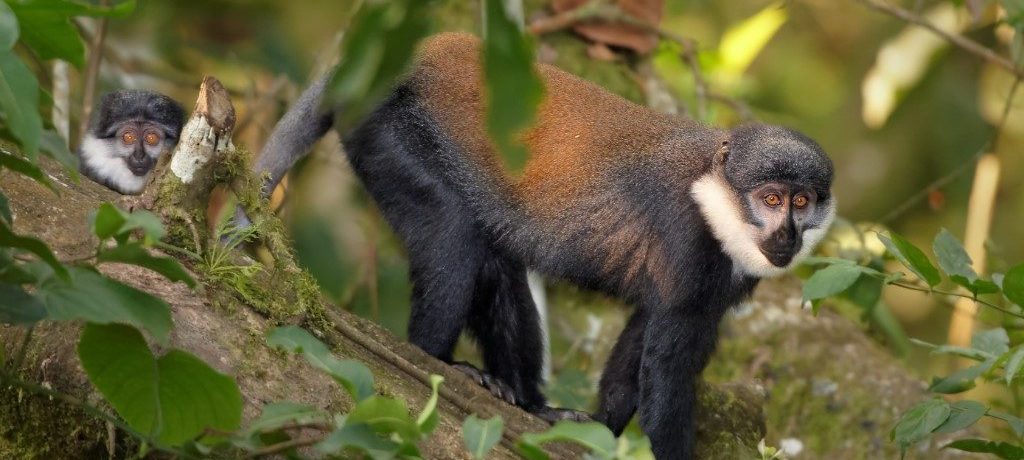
xmin=78 ymin=90 xmax=185 ymax=194
xmin=252 ymin=33 xmax=834 ymax=458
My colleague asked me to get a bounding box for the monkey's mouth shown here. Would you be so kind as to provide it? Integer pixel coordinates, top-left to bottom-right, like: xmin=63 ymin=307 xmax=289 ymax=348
xmin=125 ymin=159 xmax=153 ymax=176
xmin=760 ymin=248 xmax=795 ymax=267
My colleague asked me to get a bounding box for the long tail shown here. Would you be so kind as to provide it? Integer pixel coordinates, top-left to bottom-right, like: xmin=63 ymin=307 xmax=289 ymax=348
xmin=252 ymin=74 xmax=335 ymax=198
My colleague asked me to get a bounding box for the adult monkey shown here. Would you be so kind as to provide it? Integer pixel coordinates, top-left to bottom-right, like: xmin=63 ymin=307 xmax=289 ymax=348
xmin=249 ymin=33 xmax=835 ymax=458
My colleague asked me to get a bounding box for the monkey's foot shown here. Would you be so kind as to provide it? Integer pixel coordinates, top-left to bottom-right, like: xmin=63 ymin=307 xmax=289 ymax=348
xmin=531 ymin=406 xmax=594 ymax=424
xmin=452 ymin=362 xmax=517 ymax=405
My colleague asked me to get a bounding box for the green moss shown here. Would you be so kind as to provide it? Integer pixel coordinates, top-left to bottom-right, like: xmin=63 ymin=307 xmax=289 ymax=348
xmin=0 ymin=386 xmax=110 ymax=460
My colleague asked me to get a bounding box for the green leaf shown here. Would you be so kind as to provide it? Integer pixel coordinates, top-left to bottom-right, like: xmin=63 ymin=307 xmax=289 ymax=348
xmin=92 ymin=203 xmax=165 ymax=242
xmin=928 ymin=359 xmax=995 ymax=394
xmin=0 ymin=148 xmax=54 ymax=190
xmin=1004 ymin=264 xmax=1024 ymax=307
xmin=1006 ymin=346 xmax=1024 ymax=385
xmin=416 ymin=374 xmax=444 ymax=433
xmin=945 ymin=439 xmax=1024 ymax=460
xmin=316 ymin=422 xmax=401 ymax=459
xmin=288 ymin=211 xmax=357 ymax=300
xmin=38 ymin=266 xmax=172 ymax=344
xmin=0 ymin=220 xmax=67 ymax=279
xmin=7 ymin=0 xmax=136 ymax=67
xmin=988 ymin=411 xmax=1024 ymax=437
xmin=327 ymin=0 xmax=433 ymax=130
xmin=266 ymin=326 xmax=374 ymax=401
xmin=520 ymin=421 xmax=617 ymax=459
xmin=0 ymin=50 xmax=41 ymax=159
xmin=462 ymin=414 xmax=504 ymax=460
xmin=78 ymin=323 xmax=242 ymax=446
xmin=347 ymin=396 xmax=420 ymax=442
xmin=717 ymin=3 xmax=787 ymax=76
xmin=972 ymin=328 xmax=1010 ymax=356
xmin=0 ymin=1 xmax=19 ymax=50
xmin=934 ymin=400 xmax=986 ymax=433
xmin=97 ymin=243 xmax=196 ymax=288
xmin=482 ymin=0 xmax=543 ymax=173
xmin=878 ymin=232 xmax=941 ymax=287
xmin=933 ymin=229 xmax=977 ymax=284
xmin=802 ymin=263 xmax=863 ymax=301
xmin=0 ymin=281 xmax=46 ymax=324
xmin=891 ymin=399 xmax=950 ymax=453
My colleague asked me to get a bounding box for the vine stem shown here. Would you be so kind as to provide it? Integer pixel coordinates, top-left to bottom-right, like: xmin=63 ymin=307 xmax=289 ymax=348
xmin=889 ymin=281 xmax=1024 ymax=320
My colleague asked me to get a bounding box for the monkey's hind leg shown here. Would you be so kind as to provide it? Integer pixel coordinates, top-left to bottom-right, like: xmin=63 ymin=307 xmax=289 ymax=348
xmin=594 ymin=310 xmax=646 ymax=434
xmin=465 ymin=256 xmax=592 ymax=424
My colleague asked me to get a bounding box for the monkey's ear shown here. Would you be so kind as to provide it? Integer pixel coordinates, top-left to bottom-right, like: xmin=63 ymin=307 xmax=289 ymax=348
xmin=714 ymin=141 xmax=730 ymax=167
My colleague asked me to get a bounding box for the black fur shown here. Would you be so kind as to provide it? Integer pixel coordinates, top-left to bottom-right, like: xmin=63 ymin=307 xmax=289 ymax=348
xmin=94 ymin=90 xmax=185 ymax=139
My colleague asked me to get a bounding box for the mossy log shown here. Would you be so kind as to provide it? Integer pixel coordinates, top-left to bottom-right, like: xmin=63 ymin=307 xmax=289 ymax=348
xmin=0 ymin=76 xmax=766 ymax=459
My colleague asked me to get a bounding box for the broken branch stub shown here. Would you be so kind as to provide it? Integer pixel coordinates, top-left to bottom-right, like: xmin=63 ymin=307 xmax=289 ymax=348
xmin=169 ymin=76 xmax=236 ymax=185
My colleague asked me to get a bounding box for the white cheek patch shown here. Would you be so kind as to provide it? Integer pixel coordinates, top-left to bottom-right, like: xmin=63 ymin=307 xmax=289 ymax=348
xmin=690 ymin=174 xmax=836 ymax=279
xmin=79 ymin=134 xmax=148 ymax=194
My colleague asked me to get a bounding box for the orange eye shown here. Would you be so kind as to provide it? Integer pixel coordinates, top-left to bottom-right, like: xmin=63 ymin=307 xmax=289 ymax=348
xmin=794 ymin=195 xmax=809 ymax=208
xmin=764 ymin=193 xmax=782 ymax=207
xmin=121 ymin=132 xmax=137 ymax=144
xmin=144 ymin=133 xmax=159 ymax=145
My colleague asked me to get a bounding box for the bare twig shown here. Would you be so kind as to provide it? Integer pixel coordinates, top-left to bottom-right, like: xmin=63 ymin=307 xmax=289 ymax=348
xmin=855 ymin=0 xmax=1024 ymax=78
xmin=79 ymin=1 xmax=111 ymax=144
xmin=890 ymin=281 xmax=1024 ymax=320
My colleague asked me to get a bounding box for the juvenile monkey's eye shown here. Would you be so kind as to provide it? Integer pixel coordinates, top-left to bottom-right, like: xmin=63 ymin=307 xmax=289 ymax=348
xmin=121 ymin=132 xmax=137 ymax=144
xmin=794 ymin=195 xmax=809 ymax=208
xmin=144 ymin=133 xmax=159 ymax=145
xmin=763 ymin=193 xmax=782 ymax=207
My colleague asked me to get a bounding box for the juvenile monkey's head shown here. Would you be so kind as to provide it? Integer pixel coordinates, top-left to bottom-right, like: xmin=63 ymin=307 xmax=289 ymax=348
xmin=692 ymin=124 xmax=835 ymax=278
xmin=79 ymin=90 xmax=185 ymax=194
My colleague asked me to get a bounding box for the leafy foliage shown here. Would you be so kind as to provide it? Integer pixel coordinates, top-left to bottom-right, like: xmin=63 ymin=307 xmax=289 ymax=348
xmin=463 ymin=414 xmax=504 ymax=459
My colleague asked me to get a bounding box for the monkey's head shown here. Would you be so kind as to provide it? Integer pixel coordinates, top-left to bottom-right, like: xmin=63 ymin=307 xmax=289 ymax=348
xmin=692 ymin=123 xmax=835 ymax=278
xmin=79 ymin=90 xmax=186 ymax=194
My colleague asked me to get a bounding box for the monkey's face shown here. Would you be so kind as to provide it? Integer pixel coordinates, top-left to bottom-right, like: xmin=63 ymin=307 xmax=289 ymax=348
xmin=113 ymin=121 xmax=169 ymax=176
xmin=744 ymin=182 xmax=825 ymax=267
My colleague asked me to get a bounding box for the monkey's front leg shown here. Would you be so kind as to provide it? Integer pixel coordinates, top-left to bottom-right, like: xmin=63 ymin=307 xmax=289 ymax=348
xmin=639 ymin=305 xmax=726 ymax=459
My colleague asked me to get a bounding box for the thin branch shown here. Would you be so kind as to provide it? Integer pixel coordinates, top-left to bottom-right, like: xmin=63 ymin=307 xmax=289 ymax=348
xmin=855 ymin=0 xmax=1024 ymax=78
xmin=890 ymin=281 xmax=1024 ymax=320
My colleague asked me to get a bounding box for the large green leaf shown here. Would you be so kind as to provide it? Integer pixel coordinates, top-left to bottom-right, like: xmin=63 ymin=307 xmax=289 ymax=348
xmin=316 ymin=422 xmax=401 ymax=459
xmin=38 ymin=266 xmax=172 ymax=344
xmin=520 ymin=421 xmax=617 ymax=460
xmin=1006 ymin=346 xmax=1024 ymax=385
xmin=97 ymin=243 xmax=196 ymax=288
xmin=0 ymin=50 xmax=41 ymax=160
xmin=0 ymin=2 xmax=19 ymax=50
xmin=878 ymin=232 xmax=941 ymax=287
xmin=78 ymin=323 xmax=242 ymax=446
xmin=0 ymin=281 xmax=45 ymax=324
xmin=1003 ymin=264 xmax=1024 ymax=307
xmin=891 ymin=398 xmax=950 ymax=453
xmin=92 ymin=203 xmax=165 ymax=242
xmin=266 ymin=326 xmax=374 ymax=401
xmin=482 ymin=0 xmax=543 ymax=173
xmin=463 ymin=414 xmax=504 ymax=460
xmin=0 ymin=220 xmax=67 ymax=279
xmin=7 ymin=0 xmax=136 ymax=67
